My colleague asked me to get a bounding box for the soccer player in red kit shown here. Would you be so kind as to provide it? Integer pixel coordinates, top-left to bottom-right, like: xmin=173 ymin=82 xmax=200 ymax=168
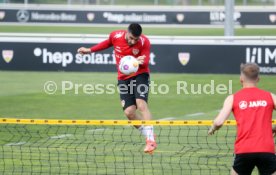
xmin=77 ymin=23 xmax=157 ymax=154
xmin=208 ymin=63 xmax=276 ymax=175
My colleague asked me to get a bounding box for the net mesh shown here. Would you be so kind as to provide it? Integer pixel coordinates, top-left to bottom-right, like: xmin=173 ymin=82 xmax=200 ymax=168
xmin=0 ymin=119 xmax=274 ymax=175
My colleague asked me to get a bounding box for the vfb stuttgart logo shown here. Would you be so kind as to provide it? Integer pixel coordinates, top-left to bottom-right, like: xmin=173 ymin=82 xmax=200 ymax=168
xmin=2 ymin=50 xmax=14 ymax=63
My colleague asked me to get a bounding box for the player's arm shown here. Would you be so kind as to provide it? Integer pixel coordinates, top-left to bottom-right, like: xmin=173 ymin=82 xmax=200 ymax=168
xmin=271 ymin=93 xmax=276 ymax=136
xmin=137 ymin=38 xmax=150 ymax=66
xmin=208 ymin=95 xmax=233 ymax=135
xmin=77 ymin=34 xmax=113 ymax=55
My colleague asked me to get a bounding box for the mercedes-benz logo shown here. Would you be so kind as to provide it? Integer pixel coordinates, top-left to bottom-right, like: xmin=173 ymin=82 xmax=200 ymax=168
xmin=16 ymin=10 xmax=30 ymax=22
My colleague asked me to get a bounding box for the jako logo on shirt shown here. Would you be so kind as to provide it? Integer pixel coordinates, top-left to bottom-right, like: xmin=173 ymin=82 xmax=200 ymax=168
xmin=239 ymin=100 xmax=267 ymax=109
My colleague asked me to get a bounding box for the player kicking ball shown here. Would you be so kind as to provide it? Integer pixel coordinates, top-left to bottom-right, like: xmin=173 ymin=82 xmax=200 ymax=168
xmin=77 ymin=23 xmax=157 ymax=154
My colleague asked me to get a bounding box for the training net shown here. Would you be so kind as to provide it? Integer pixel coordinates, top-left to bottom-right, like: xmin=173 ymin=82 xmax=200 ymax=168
xmin=0 ymin=118 xmax=275 ymax=175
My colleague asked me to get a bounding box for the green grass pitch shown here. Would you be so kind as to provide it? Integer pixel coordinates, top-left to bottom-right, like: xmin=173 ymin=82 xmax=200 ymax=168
xmin=0 ymin=71 xmax=275 ymax=174
xmin=0 ymin=71 xmax=275 ymax=120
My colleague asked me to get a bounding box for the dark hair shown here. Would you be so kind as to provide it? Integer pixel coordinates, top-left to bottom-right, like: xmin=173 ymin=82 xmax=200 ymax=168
xmin=128 ymin=23 xmax=142 ymax=37
xmin=240 ymin=63 xmax=260 ymax=80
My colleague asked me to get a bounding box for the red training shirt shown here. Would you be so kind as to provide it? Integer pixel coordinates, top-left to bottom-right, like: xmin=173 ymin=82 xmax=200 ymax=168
xmin=90 ymin=30 xmax=151 ymax=80
xmin=232 ymin=87 xmax=275 ymax=154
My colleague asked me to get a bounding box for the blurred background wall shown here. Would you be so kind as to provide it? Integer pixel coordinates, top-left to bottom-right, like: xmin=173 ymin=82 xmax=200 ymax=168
xmin=1 ymin=0 xmax=276 ymax=6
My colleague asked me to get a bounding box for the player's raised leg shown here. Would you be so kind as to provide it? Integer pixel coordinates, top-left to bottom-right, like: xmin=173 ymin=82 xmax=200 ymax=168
xmin=124 ymin=105 xmax=143 ymax=128
xmin=123 ymin=103 xmax=156 ymax=155
xmin=136 ymin=99 xmax=157 ymax=154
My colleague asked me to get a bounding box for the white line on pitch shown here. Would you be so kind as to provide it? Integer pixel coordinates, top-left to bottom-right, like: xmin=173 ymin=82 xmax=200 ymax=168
xmin=86 ymin=128 xmax=106 ymax=133
xmin=184 ymin=112 xmax=205 ymax=117
xmin=50 ymin=134 xmax=73 ymax=139
xmin=165 ymin=109 xmax=222 ymax=119
xmin=158 ymin=117 xmax=176 ymax=121
xmin=5 ymin=141 xmax=26 ymax=146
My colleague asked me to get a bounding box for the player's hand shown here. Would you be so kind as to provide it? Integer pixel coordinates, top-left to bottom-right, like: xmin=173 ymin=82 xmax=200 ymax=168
xmin=273 ymin=128 xmax=276 ymax=137
xmin=77 ymin=47 xmax=91 ymax=55
xmin=137 ymin=55 xmax=146 ymax=65
xmin=208 ymin=125 xmax=216 ymax=135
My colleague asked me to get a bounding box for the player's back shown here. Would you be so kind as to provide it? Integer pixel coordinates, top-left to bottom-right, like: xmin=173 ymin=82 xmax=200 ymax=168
xmin=232 ymin=87 xmax=275 ymax=154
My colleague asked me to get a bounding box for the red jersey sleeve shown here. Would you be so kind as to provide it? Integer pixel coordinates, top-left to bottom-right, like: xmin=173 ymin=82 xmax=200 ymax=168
xmin=90 ymin=33 xmax=113 ymax=52
xmin=139 ymin=37 xmax=151 ymax=68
